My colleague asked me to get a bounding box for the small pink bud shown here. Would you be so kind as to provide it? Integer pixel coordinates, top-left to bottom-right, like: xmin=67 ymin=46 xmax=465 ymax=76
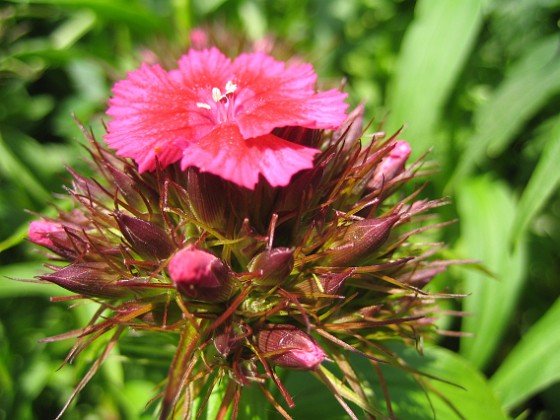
xmin=29 ymin=220 xmax=64 ymax=249
xmin=248 ymin=247 xmax=294 ymax=286
xmin=168 ymin=247 xmax=233 ymax=302
xmin=369 ymin=140 xmax=412 ymax=189
xmin=39 ymin=262 xmax=128 ymax=298
xmin=326 ymin=215 xmax=399 ymax=266
xmin=189 ymin=28 xmax=208 ymax=49
xmin=256 ymin=324 xmax=325 ymax=370
xmin=114 ymin=212 xmax=174 ymax=260
xmin=28 ymin=220 xmax=86 ymax=259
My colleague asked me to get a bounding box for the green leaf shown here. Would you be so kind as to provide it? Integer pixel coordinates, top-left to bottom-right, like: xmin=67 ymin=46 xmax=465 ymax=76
xmin=490 ymin=297 xmax=560 ymax=411
xmin=0 ymin=263 xmax=73 ymax=298
xmin=447 ymin=36 xmax=560 ymax=190
xmin=51 ymin=10 xmax=97 ymax=50
xmin=385 ymin=0 xmax=483 ymax=157
xmin=372 ymin=344 xmax=508 ymax=420
xmin=0 ymin=131 xmax=51 ymax=204
xmin=8 ymin=0 xmax=164 ymax=31
xmin=456 ymin=176 xmax=527 ymax=370
xmin=510 ymin=115 xmax=560 ymax=246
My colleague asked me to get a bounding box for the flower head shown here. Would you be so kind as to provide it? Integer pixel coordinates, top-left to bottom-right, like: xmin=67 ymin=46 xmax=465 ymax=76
xmin=105 ymin=47 xmax=348 ymax=189
xmin=28 ymin=40 xmax=458 ymax=420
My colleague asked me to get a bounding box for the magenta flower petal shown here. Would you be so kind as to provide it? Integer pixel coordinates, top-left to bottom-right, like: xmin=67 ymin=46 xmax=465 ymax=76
xmin=105 ymin=64 xmax=198 ymax=172
xmin=231 ymin=52 xmax=348 ymax=137
xmin=181 ymin=124 xmax=319 ymax=189
xmin=105 ymin=47 xmax=348 ymax=188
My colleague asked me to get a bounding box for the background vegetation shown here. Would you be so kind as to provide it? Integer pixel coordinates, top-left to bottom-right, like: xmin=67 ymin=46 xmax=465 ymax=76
xmin=1 ymin=0 xmax=559 ymax=418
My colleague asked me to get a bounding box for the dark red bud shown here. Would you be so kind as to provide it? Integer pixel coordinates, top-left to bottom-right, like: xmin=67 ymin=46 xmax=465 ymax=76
xmin=248 ymin=247 xmax=294 ymax=286
xmin=327 ymin=215 xmax=399 ymax=266
xmin=114 ymin=212 xmax=174 ymax=260
xmin=256 ymin=324 xmax=325 ymax=370
xmin=168 ymin=246 xmax=233 ymax=302
xmin=39 ymin=262 xmax=128 ymax=298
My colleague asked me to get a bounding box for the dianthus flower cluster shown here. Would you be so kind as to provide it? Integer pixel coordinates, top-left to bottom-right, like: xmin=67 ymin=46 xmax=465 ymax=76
xmin=29 ymin=45 xmax=454 ymax=419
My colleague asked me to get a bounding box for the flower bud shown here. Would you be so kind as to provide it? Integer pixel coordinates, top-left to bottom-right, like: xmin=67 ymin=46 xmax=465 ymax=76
xmin=168 ymin=246 xmax=233 ymax=302
xmin=28 ymin=220 xmax=86 ymax=259
xmin=326 ymin=215 xmax=399 ymax=266
xmin=114 ymin=212 xmax=174 ymax=260
xmin=256 ymin=324 xmax=325 ymax=370
xmin=369 ymin=140 xmax=411 ymax=190
xmin=248 ymin=247 xmax=294 ymax=286
xmin=39 ymin=262 xmax=128 ymax=298
xmin=292 ymin=270 xmax=351 ymax=302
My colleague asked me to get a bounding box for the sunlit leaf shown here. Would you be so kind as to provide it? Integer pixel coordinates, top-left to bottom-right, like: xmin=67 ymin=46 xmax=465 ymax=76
xmin=456 ymin=175 xmax=527 ymax=369
xmin=447 ymin=36 xmax=560 ymax=190
xmin=510 ymin=115 xmax=560 ymax=246
xmin=491 ymin=297 xmax=560 ymax=411
xmin=386 ymin=0 xmax=483 ymax=157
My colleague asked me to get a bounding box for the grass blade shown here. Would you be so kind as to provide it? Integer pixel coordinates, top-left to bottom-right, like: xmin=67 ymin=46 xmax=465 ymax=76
xmin=385 ymin=0 xmax=483 ymax=157
xmin=490 ymin=297 xmax=560 ymax=411
xmin=456 ymin=176 xmax=527 ymax=369
xmin=447 ymin=36 xmax=560 ymax=190
xmin=510 ymin=115 xmax=560 ymax=247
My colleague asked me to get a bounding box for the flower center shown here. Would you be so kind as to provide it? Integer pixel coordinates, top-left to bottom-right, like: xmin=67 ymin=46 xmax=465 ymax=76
xmin=196 ymin=80 xmax=237 ymax=124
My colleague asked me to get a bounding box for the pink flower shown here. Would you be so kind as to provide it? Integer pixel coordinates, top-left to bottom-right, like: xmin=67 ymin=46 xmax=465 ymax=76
xmin=105 ymin=48 xmax=348 ymax=189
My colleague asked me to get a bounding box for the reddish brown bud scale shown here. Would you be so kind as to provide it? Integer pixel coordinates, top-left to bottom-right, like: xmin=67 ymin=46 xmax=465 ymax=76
xmin=186 ymin=169 xmax=226 ymax=226
xmin=256 ymin=324 xmax=325 ymax=370
xmin=248 ymin=247 xmax=294 ymax=286
xmin=114 ymin=212 xmax=174 ymax=260
xmin=333 ymin=101 xmax=365 ymax=149
xmin=105 ymin=164 xmax=145 ymax=210
xmin=293 ymin=270 xmax=352 ymax=301
xmin=327 ymin=215 xmax=400 ymax=266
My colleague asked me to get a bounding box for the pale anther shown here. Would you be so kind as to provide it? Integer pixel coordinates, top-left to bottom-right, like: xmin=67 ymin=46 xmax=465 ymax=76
xmin=197 ymin=102 xmax=212 ymax=110
xmin=212 ymin=87 xmax=223 ymax=103
xmin=225 ymin=80 xmax=237 ymax=95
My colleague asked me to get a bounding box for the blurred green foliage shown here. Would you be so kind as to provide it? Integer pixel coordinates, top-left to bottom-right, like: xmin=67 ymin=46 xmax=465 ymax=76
xmin=1 ymin=0 xmax=559 ymax=418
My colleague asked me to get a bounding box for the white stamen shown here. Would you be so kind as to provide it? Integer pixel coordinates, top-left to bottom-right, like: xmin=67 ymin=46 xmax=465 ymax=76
xmin=196 ymin=102 xmax=212 ymax=110
xmin=225 ymin=80 xmax=237 ymax=95
xmin=212 ymin=87 xmax=222 ymax=103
